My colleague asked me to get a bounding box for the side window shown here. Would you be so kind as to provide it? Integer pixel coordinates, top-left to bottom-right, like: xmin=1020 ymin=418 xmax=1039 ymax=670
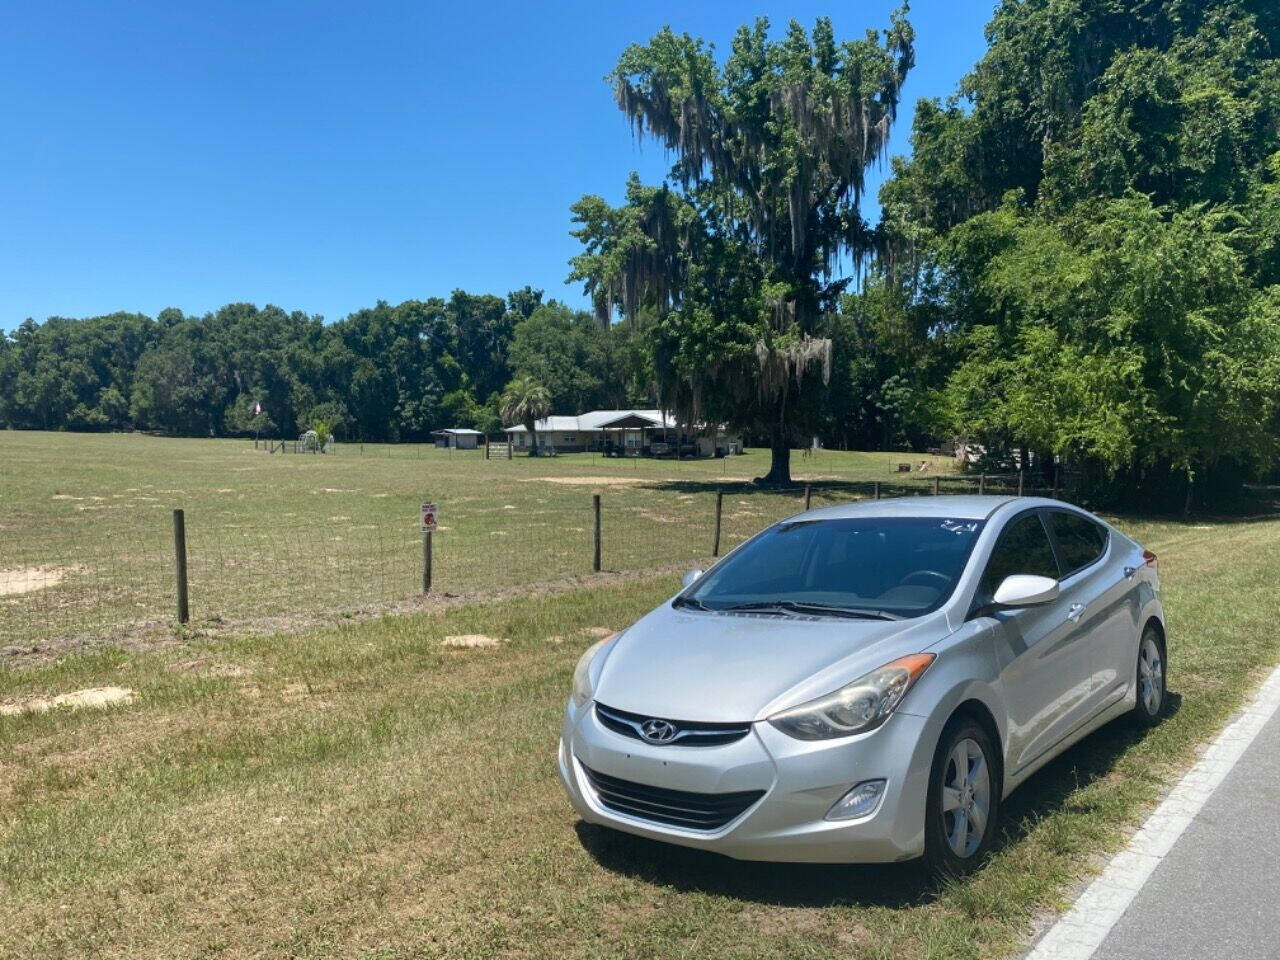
xmin=1049 ymin=511 xmax=1108 ymax=576
xmin=979 ymin=513 xmax=1060 ymax=598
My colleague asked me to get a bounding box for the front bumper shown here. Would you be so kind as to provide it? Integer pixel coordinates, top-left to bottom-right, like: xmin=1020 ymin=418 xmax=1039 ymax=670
xmin=558 ymin=700 xmax=932 ymax=863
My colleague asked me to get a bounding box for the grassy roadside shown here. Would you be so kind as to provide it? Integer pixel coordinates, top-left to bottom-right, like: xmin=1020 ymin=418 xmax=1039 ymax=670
xmin=1 ymin=513 xmax=1277 ymax=959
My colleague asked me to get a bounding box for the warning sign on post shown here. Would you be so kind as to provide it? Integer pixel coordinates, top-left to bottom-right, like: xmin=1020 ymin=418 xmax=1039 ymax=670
xmin=420 ymin=502 xmax=438 ymax=533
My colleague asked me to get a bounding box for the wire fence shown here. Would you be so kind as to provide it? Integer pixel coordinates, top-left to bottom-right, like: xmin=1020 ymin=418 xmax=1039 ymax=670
xmin=1 ymin=471 xmax=1071 ymax=651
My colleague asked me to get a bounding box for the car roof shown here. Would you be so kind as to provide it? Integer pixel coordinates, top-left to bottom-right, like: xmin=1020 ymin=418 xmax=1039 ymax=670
xmin=797 ymin=494 xmax=1022 ymax=522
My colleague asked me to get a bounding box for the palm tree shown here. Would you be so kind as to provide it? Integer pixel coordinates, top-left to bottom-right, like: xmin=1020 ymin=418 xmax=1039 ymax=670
xmin=500 ymin=377 xmax=551 ymax=456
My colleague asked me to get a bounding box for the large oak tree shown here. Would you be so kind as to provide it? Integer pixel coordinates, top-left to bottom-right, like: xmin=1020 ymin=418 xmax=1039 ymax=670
xmin=571 ymin=11 xmax=914 ymax=483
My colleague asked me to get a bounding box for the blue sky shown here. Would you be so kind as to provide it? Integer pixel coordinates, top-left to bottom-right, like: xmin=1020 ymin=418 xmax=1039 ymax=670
xmin=0 ymin=1 xmax=990 ymax=327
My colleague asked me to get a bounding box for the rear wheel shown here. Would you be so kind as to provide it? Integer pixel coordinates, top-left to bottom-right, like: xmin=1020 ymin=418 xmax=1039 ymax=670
xmin=1133 ymin=626 xmax=1166 ymax=726
xmin=924 ymin=717 xmax=1000 ymax=875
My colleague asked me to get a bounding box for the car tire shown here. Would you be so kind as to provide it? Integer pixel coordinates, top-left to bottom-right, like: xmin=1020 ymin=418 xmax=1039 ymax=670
xmin=1132 ymin=625 xmax=1167 ymax=727
xmin=924 ymin=716 xmax=1000 ymax=876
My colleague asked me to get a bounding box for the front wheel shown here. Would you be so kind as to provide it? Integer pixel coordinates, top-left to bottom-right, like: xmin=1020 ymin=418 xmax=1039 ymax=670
xmin=924 ymin=718 xmax=1000 ymax=875
xmin=1132 ymin=626 xmax=1167 ymax=726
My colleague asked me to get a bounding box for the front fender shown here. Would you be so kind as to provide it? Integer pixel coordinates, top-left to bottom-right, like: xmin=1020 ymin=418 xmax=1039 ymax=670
xmin=899 ymin=619 xmax=1010 ymax=792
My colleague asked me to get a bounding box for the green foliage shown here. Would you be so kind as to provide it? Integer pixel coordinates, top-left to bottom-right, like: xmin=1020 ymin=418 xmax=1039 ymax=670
xmin=1 ymin=292 xmax=561 ymax=442
xmin=312 ymin=419 xmax=332 ymax=450
xmin=571 ymin=10 xmax=915 ymax=482
xmin=870 ymin=0 xmax=1280 ymax=504
xmin=508 ymin=303 xmax=619 ymax=414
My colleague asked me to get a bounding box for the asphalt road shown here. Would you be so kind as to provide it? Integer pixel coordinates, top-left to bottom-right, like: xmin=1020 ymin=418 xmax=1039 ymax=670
xmin=1091 ymin=707 xmax=1280 ymax=960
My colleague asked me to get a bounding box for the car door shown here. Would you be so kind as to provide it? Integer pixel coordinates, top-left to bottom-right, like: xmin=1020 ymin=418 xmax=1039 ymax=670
xmin=1046 ymin=509 xmax=1131 ymax=714
xmin=978 ymin=511 xmax=1095 ymax=773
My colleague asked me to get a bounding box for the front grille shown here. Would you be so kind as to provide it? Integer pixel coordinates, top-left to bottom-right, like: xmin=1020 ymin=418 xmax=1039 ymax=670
xmin=594 ymin=702 xmax=752 ymax=747
xmin=579 ymin=762 xmax=765 ymax=830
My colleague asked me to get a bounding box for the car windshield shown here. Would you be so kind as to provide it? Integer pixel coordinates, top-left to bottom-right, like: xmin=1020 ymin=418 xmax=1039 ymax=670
xmin=680 ymin=516 xmax=986 ymax=619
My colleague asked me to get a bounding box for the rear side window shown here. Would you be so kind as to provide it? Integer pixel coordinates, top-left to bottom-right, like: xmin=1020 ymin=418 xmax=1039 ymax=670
xmin=980 ymin=513 xmax=1060 ymax=598
xmin=1049 ymin=511 xmax=1108 ymax=576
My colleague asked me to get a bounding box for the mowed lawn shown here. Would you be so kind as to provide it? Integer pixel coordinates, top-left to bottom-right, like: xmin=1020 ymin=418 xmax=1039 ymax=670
xmin=1 ymin=432 xmax=960 ymax=647
xmin=2 ymin=510 xmax=1278 ymax=959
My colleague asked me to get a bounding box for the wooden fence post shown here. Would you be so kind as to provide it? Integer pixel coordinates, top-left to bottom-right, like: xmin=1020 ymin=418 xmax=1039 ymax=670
xmin=422 ymin=530 xmax=433 ymax=594
xmin=1017 ymin=470 xmax=1024 ymax=496
xmin=873 ymin=480 xmax=881 ymax=501
xmin=1052 ymin=463 xmax=1060 ymax=499
xmin=172 ymin=509 xmax=189 ymax=624
xmin=933 ymin=476 xmax=941 ymax=496
xmin=593 ymin=494 xmax=602 ymax=573
xmin=713 ymin=489 xmax=723 ymax=557
xmin=979 ymin=473 xmax=986 ymax=495
xmin=804 ymin=484 xmax=812 ymax=510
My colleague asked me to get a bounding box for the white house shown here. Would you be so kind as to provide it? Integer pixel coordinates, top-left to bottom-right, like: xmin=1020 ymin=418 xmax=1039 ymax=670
xmin=503 ymin=410 xmax=742 ymax=457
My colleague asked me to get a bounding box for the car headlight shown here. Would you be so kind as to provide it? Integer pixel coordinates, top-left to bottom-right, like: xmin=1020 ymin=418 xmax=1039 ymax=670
xmin=570 ymin=634 xmax=616 ymax=708
xmin=767 ymin=653 xmax=936 ymax=740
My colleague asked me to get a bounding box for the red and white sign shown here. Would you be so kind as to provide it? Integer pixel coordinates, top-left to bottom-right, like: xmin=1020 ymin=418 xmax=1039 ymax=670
xmin=420 ymin=502 xmax=438 ymax=533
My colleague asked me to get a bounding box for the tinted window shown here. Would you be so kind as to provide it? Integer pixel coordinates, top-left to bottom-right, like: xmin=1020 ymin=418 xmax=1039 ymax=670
xmin=1049 ymin=511 xmax=1108 ymax=575
xmin=980 ymin=513 xmax=1060 ymax=598
xmin=684 ymin=516 xmax=986 ymax=618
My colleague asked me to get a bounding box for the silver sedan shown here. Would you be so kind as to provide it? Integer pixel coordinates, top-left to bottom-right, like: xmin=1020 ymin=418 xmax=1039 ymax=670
xmin=558 ymin=496 xmax=1166 ymax=872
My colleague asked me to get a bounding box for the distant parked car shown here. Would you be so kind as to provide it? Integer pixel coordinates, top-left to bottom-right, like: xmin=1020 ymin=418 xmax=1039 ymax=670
xmin=558 ymin=496 xmax=1165 ymax=872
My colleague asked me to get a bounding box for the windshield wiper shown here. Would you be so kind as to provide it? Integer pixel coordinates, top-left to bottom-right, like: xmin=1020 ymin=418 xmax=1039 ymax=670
xmin=672 ymin=595 xmax=711 ymax=611
xmin=719 ymin=600 xmax=900 ymax=620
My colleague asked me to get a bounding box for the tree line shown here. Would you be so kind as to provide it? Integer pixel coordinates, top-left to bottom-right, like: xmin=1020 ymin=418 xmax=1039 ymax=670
xmin=0 ymin=287 xmax=918 ymax=449
xmin=568 ymin=0 xmax=1280 ymax=504
xmin=4 ymin=0 xmax=1279 ymax=506
xmin=0 ymin=291 xmax=626 ymax=442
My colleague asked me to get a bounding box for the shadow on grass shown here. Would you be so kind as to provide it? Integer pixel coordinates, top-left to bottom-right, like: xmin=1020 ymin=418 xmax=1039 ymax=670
xmin=576 ymin=693 xmax=1182 ymax=909
xmin=624 ymin=478 xmax=952 ymax=500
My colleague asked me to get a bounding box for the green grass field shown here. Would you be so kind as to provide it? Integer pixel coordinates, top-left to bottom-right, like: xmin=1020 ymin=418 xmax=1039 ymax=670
xmin=1 ymin=504 xmax=1279 ymax=958
xmin=1 ymin=432 xmax=965 ymax=648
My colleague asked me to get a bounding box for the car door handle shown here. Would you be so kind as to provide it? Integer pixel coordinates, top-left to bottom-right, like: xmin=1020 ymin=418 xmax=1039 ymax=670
xmin=1124 ymin=565 xmax=1137 ymax=579
xmin=1066 ymin=603 xmax=1085 ymax=623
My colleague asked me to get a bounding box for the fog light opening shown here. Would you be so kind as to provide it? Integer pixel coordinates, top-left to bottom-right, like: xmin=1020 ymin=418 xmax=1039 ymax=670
xmin=825 ymin=779 xmax=887 ymax=821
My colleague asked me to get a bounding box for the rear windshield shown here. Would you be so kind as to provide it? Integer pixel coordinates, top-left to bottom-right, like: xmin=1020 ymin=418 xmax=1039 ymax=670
xmin=683 ymin=516 xmax=986 ymax=618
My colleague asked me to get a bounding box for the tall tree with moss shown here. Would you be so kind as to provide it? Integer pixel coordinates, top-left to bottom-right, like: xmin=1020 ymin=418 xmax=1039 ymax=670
xmin=571 ymin=11 xmax=914 ymax=483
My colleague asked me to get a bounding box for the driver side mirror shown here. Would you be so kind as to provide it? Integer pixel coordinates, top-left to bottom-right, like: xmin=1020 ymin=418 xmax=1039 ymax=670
xmin=682 ymin=568 xmax=704 ymax=589
xmin=992 ymin=574 xmax=1059 ymax=608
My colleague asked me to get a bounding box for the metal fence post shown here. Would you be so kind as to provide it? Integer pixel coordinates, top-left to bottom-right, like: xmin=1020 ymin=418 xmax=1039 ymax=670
xmin=172 ymin=508 xmax=189 ymax=624
xmin=979 ymin=473 xmax=986 ymax=495
xmin=1017 ymin=470 xmax=1024 ymax=496
xmin=873 ymin=480 xmax=881 ymax=500
xmin=422 ymin=530 xmax=433 ymax=593
xmin=713 ymin=489 xmax=723 ymax=557
xmin=804 ymin=484 xmax=812 ymax=510
xmin=933 ymin=476 xmax=941 ymax=496
xmin=593 ymin=494 xmax=602 ymax=573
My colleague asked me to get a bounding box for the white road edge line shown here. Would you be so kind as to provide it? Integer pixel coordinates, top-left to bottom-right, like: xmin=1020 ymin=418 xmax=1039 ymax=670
xmin=1025 ymin=662 xmax=1280 ymax=960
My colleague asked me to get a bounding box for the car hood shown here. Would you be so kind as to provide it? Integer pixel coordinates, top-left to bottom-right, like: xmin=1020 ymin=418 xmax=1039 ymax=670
xmin=592 ymin=601 xmax=947 ymax=723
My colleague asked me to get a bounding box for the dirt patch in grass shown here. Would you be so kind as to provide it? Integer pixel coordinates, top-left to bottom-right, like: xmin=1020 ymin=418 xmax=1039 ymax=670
xmin=442 ymin=634 xmax=506 ymax=648
xmin=0 ymin=685 xmax=135 ymax=716
xmin=528 ymin=476 xmax=651 ymax=486
xmin=0 ymin=565 xmax=77 ymax=596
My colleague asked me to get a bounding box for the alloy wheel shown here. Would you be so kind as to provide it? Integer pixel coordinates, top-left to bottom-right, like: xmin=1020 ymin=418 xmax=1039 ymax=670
xmin=1139 ymin=634 xmax=1164 ymax=715
xmin=940 ymin=736 xmax=991 ymax=858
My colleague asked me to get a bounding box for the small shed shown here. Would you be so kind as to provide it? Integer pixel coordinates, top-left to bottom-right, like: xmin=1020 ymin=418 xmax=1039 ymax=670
xmin=432 ymin=428 xmax=482 ymax=450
